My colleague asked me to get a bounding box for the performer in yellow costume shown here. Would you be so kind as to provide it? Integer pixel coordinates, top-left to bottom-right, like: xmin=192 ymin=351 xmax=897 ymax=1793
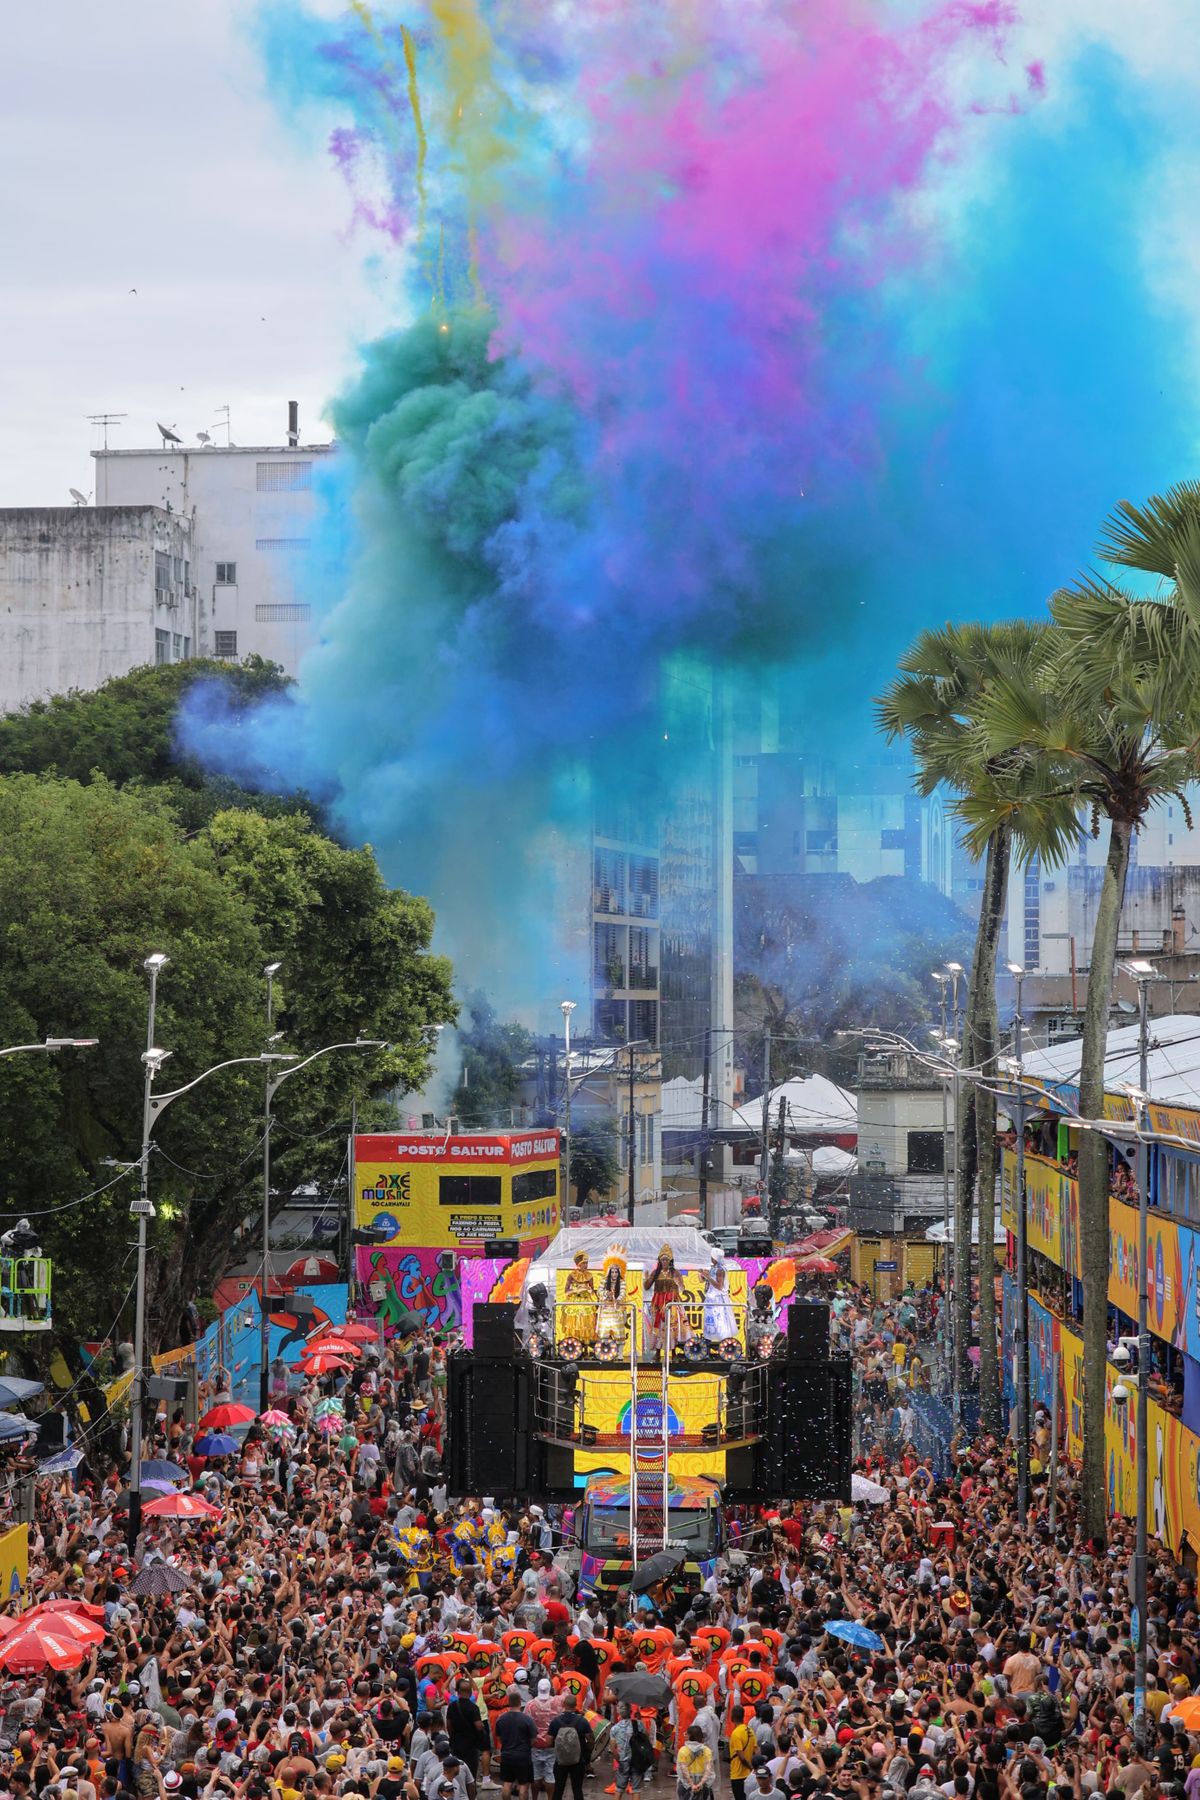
xmin=562 ymin=1249 xmax=598 ymax=1345
xmin=595 ymin=1248 xmax=628 ymax=1348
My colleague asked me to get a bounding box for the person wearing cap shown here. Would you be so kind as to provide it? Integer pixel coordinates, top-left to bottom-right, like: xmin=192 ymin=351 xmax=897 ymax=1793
xmin=524 ymin=1679 xmax=557 ymax=1800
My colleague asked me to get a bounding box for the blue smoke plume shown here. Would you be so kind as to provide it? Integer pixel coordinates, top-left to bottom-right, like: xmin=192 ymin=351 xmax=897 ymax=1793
xmin=178 ymin=4 xmax=1200 ymax=1018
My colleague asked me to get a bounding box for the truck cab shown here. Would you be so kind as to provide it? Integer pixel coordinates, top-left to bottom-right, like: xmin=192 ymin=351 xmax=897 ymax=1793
xmin=572 ymin=1472 xmax=722 ymax=1597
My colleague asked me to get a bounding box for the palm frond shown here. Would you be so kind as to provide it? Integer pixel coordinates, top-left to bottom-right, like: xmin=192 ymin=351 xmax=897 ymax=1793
xmin=1096 ymin=483 xmax=1200 ymax=580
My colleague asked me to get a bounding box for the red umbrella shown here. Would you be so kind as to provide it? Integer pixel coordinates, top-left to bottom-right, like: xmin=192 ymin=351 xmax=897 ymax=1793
xmin=143 ymin=1492 xmax=223 ymax=1520
xmin=197 ymin=1403 xmax=256 ymax=1431
xmin=299 ymin=1352 xmax=354 ymax=1375
xmin=0 ymin=1616 xmax=102 ymax=1672
xmin=797 ymin=1256 xmax=839 ymax=1274
xmin=320 ymin=1320 xmax=377 ymax=1344
xmin=28 ymin=1598 xmax=106 ymax=1623
xmin=304 ymin=1336 xmax=361 ymax=1359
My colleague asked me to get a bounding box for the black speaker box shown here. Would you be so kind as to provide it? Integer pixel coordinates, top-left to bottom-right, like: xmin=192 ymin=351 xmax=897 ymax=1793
xmin=446 ymin=1350 xmax=530 ymax=1497
xmin=33 ymin=1413 xmax=67 ymax=1456
xmin=787 ymin=1301 xmax=829 ymax=1358
xmin=474 ymin=1302 xmax=519 ymax=1356
xmin=756 ymin=1355 xmax=851 ymax=1501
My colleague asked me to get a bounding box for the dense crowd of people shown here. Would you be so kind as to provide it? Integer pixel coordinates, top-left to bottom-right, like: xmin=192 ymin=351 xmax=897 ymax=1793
xmin=2 ymin=1277 xmax=1195 ymax=1800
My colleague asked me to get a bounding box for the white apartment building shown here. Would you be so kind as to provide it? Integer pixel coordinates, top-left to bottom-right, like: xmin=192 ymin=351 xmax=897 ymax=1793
xmin=94 ymin=413 xmax=332 ymax=670
xmin=0 ymin=505 xmax=195 ymax=712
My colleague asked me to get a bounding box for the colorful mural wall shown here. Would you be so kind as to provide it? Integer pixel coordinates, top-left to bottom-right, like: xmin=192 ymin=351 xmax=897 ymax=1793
xmin=354 ymin=1246 xmax=464 ymax=1332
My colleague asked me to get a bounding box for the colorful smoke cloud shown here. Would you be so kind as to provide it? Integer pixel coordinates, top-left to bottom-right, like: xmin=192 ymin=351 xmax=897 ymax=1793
xmin=180 ymin=0 xmax=1200 ymax=1011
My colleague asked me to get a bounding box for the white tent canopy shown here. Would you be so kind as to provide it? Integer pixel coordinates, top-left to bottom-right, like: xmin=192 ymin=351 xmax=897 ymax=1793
xmin=734 ymin=1074 xmax=857 ymax=1137
xmin=925 ymin=1217 xmax=1006 ymax=1246
xmin=1017 ymin=1013 xmax=1200 ymax=1111
xmin=811 ymin=1144 xmax=857 ymax=1176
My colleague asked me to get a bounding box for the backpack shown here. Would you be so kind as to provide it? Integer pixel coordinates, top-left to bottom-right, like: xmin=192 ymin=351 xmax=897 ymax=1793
xmin=629 ymin=1725 xmax=655 ymax=1775
xmin=555 ymin=1725 xmax=582 ymax=1767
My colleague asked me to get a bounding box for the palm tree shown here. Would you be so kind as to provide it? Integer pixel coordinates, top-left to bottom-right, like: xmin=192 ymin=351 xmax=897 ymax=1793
xmin=878 ymin=621 xmax=1061 ymax=1431
xmin=967 ymin=486 xmax=1200 ymax=1537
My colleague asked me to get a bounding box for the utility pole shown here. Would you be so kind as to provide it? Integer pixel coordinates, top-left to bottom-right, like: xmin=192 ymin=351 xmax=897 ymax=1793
xmin=759 ymin=1029 xmax=772 ymax=1202
xmin=627 ymin=1043 xmax=637 ymax=1225
xmin=1008 ymin=961 xmax=1030 ymax=1523
xmin=560 ymin=1002 xmax=576 ymax=1214
xmin=698 ymin=1026 xmax=712 ymax=1230
xmin=773 ymin=1095 xmax=787 ymax=1234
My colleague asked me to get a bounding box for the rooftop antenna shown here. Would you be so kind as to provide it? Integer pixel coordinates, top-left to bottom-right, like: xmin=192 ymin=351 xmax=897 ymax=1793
xmin=156 ymin=422 xmax=182 ymax=447
xmin=68 ymin=488 xmax=91 ymax=507
xmin=196 ymin=430 xmax=211 ymax=445
xmin=215 ymin=404 xmax=231 ymax=447
xmin=87 ymin=412 xmax=127 ymax=450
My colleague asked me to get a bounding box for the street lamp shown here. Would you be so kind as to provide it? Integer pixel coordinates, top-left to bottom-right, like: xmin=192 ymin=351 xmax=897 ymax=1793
xmin=1005 ymin=959 xmax=1031 ymax=1523
xmin=258 ymin=1038 xmax=386 ymax=1409
xmin=128 ymin=950 xmax=295 ymax=1546
xmin=0 ymin=1038 xmax=99 ymax=1058
xmin=1120 ymin=955 xmax=1156 ymax=1757
xmin=264 ymin=962 xmax=283 ymax=1028
xmin=560 ymin=1002 xmax=576 ymax=1213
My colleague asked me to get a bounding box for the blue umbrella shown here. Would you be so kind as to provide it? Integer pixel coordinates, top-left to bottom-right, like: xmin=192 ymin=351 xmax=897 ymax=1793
xmin=193 ymin=1432 xmax=239 ymax=1456
xmin=139 ymin=1459 xmax=187 ymax=1484
xmin=824 ymin=1619 xmax=885 ymax=1652
xmin=39 ymin=1447 xmax=84 ymax=1474
xmin=0 ymin=1377 xmax=44 ymax=1408
xmin=0 ymin=1413 xmax=36 ymax=1444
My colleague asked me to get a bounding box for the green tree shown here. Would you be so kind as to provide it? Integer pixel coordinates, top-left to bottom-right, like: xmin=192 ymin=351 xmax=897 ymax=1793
xmin=878 ymin=620 xmax=1069 ymax=1431
xmin=451 ymin=993 xmax=535 ymax=1127
xmin=966 ymin=487 xmax=1200 ymax=1536
xmin=0 ymin=774 xmax=454 ymax=1362
xmin=570 ymin=1116 xmax=621 ymax=1207
xmin=0 ymin=658 xmax=321 ymax=833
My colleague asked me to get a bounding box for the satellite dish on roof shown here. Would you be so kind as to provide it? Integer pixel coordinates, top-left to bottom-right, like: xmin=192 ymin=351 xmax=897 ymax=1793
xmin=68 ymin=488 xmax=90 ymax=506
xmin=156 ymin=422 xmax=181 ymax=446
xmin=196 ymin=430 xmax=211 ymax=445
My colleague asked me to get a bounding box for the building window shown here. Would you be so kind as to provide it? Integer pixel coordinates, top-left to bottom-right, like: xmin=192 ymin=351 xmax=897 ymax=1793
xmin=629 ymin=997 xmax=658 ymax=1044
xmin=154 ymin=628 xmax=170 ymax=665
xmin=437 ymin=1174 xmax=503 ymax=1208
xmin=628 ymin=854 xmax=659 ymax=919
xmin=215 ymin=562 xmax=237 ymax=585
xmin=254 ymin=603 xmax=312 ymax=622
xmin=594 ymin=848 xmax=627 ymax=915
xmin=154 ymin=551 xmax=171 ymax=592
xmin=638 ymin=1110 xmax=656 ymax=1167
xmin=255 ymin=537 xmax=311 ymax=552
xmin=183 ymin=638 xmax=191 ymax=660
xmin=907 ymin=1130 xmax=945 ymax=1174
xmin=213 ymin=631 xmax=238 ymax=658
xmin=512 ymin=1169 xmax=558 ymax=1206
xmin=172 ymin=633 xmax=183 ymax=659
xmin=595 ymin=999 xmax=627 ymax=1044
xmin=1024 ymin=851 xmax=1041 ymax=969
xmin=256 ymin=460 xmax=312 ymax=492
xmin=594 ymin=922 xmax=624 ymax=989
xmin=806 ymin=829 xmax=837 ymax=854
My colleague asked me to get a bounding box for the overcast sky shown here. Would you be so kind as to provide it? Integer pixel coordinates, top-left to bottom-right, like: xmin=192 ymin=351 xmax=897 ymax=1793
xmin=4 ymin=0 xmax=1199 ymax=510
xmin=0 ymin=0 xmax=388 ymax=506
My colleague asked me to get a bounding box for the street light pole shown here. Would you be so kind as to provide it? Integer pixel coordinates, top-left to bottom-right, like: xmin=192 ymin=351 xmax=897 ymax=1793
xmin=258 ymin=962 xmax=283 ymax=1413
xmin=259 ymin=1038 xmax=386 ymax=1409
xmin=1007 ymin=961 xmax=1031 ymax=1525
xmin=0 ymin=1038 xmax=99 ymax=1059
xmin=932 ymin=972 xmax=951 ymax=1290
xmin=560 ymin=1002 xmax=576 ymax=1214
xmin=1124 ymin=959 xmax=1155 ymax=1756
xmin=759 ymin=1028 xmax=772 ymax=1201
xmin=128 ymin=951 xmax=168 ymax=1552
